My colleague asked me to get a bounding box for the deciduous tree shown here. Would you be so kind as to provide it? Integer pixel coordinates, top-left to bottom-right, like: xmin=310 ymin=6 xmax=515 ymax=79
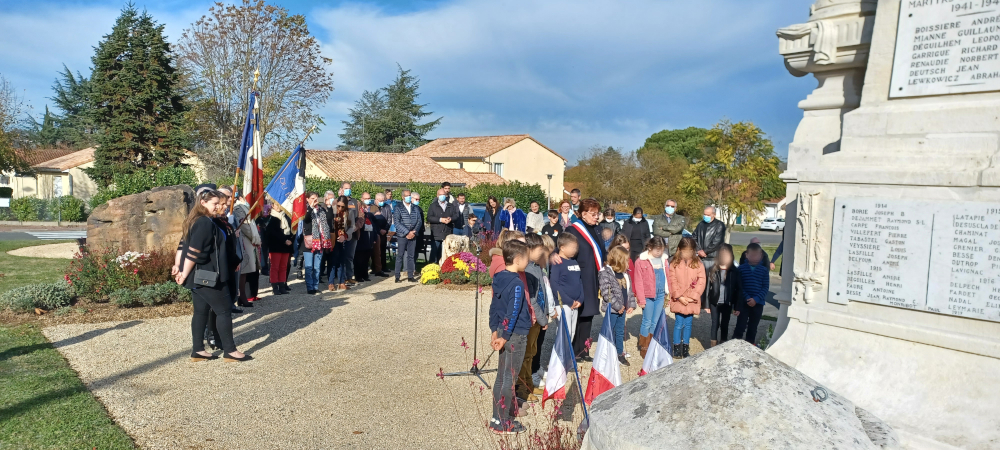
xmin=638 ymin=126 xmax=709 ymax=163
xmin=0 ymin=74 xmax=32 ymax=174
xmin=87 ymin=5 xmax=188 ymax=187
xmin=176 ymin=0 xmax=334 ymax=180
xmin=679 ymin=120 xmax=783 ymax=230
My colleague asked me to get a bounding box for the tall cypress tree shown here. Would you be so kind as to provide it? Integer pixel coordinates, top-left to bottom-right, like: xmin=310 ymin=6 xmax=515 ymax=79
xmin=87 ymin=5 xmax=188 ymax=186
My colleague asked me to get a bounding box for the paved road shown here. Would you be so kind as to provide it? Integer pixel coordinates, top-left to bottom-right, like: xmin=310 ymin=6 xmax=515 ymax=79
xmin=0 ymin=230 xmax=85 ymax=241
xmin=730 ymin=230 xmax=784 ymax=246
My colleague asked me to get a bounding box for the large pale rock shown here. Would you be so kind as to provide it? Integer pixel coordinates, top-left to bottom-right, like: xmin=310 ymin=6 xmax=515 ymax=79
xmin=87 ymin=185 xmax=194 ymax=253
xmin=582 ymin=340 xmax=898 ymax=450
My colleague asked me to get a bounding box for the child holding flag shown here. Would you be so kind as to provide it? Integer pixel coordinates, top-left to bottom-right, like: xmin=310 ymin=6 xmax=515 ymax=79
xmin=488 ymin=240 xmax=532 ymax=435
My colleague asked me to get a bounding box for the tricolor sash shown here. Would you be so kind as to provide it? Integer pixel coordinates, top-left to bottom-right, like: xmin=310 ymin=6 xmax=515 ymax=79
xmin=570 ymin=221 xmax=603 ymax=269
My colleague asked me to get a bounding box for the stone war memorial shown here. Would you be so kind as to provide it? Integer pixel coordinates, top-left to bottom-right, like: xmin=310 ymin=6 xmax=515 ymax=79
xmin=772 ymin=0 xmax=1000 ymax=448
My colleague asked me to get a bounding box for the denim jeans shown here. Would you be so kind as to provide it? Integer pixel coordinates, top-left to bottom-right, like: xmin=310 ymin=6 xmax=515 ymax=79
xmin=343 ymin=239 xmax=358 ymax=280
xmin=394 ymin=238 xmax=416 ymax=279
xmin=331 ymin=242 xmax=347 ymax=285
xmin=640 ymin=296 xmax=665 ymax=336
xmin=492 ymin=333 xmax=527 ymax=425
xmin=608 ymin=311 xmax=626 ymax=355
xmin=673 ymin=313 xmax=693 ymax=344
xmin=303 ymin=251 xmax=323 ymax=291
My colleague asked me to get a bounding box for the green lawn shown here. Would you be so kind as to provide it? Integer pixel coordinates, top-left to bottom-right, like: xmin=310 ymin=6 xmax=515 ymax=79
xmin=0 ymin=324 xmax=135 ymax=449
xmin=0 ymin=241 xmax=73 ymax=295
xmin=731 ymin=245 xmax=782 ymax=274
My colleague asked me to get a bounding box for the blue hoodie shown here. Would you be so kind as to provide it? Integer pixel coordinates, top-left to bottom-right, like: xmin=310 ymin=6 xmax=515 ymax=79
xmin=489 ymin=270 xmax=532 ymax=340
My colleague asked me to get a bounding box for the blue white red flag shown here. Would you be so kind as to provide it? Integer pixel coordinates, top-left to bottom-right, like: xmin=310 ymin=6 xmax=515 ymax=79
xmin=264 ymin=143 xmax=307 ymax=226
xmin=638 ymin=308 xmax=673 ymax=376
xmin=237 ymin=92 xmax=264 ymax=217
xmin=584 ymin=312 xmax=622 ymax=405
xmin=542 ymin=306 xmax=577 ymax=407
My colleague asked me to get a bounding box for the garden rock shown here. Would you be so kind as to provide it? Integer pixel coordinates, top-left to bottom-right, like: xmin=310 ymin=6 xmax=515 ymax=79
xmin=87 ymin=185 xmax=194 ymax=253
xmin=582 ymin=340 xmax=899 ymax=450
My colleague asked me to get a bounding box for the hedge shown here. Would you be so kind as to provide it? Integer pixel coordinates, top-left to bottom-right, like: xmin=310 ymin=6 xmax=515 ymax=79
xmin=303 ymin=178 xmax=548 ymax=212
xmin=89 ymin=166 xmax=198 ymax=209
xmin=10 ymin=196 xmax=87 ymax=222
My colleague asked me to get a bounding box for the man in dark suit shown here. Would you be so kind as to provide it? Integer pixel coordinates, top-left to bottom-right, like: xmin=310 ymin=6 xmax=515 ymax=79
xmin=427 ymin=188 xmax=458 ymax=264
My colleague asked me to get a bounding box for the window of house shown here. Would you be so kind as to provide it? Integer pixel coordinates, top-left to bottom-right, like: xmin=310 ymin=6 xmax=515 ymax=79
xmin=458 ymin=162 xmax=464 ymax=169
xmin=0 ymin=174 xmax=9 ymax=185
xmin=493 ymin=163 xmax=503 ymax=177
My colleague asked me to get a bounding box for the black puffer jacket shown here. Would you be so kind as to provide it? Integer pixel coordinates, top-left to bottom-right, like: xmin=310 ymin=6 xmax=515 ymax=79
xmin=694 ymin=219 xmax=726 ymax=259
xmin=702 ymin=266 xmax=742 ymax=309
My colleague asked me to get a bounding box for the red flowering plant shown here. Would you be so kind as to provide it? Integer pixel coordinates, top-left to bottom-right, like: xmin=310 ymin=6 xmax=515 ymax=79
xmin=439 ymin=251 xmax=491 ymax=286
xmin=65 ymin=246 xmax=174 ymax=303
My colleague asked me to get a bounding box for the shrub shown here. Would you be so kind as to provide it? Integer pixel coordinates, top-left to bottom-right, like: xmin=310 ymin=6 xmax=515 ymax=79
xmin=110 ymin=282 xmax=190 ymax=308
xmin=67 ymin=247 xmax=179 ymax=303
xmin=10 ymin=196 xmax=47 ymax=221
xmin=89 ymin=166 xmax=198 ymax=209
xmin=47 ymin=196 xmax=87 ymax=222
xmin=0 ymin=282 xmax=72 ymax=313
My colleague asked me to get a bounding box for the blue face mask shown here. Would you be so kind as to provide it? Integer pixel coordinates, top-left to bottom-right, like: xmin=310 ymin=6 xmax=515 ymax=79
xmin=438 ymin=195 xmax=447 ymax=202
xmin=404 ymin=196 xmax=412 ymax=204
xmin=343 ymin=188 xmax=352 ymax=197
xmin=364 ymin=199 xmax=372 ymax=205
xmin=377 ymin=201 xmax=385 ymax=207
xmin=665 ymin=206 xmax=675 ymax=215
xmin=412 ymin=199 xmax=420 ymax=206
xmin=703 ymin=215 xmax=712 ymax=223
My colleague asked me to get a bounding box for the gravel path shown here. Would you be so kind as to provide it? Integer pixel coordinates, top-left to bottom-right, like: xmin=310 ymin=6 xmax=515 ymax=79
xmin=7 ymin=242 xmax=78 ymax=258
xmin=43 ymin=276 xmax=776 ymax=449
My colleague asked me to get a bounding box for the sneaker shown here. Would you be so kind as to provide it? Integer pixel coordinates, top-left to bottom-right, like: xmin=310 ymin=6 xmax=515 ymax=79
xmin=489 ymin=419 xmax=525 ymax=435
xmin=618 ymin=354 xmax=631 ymax=366
xmin=623 ymin=351 xmax=632 ymax=358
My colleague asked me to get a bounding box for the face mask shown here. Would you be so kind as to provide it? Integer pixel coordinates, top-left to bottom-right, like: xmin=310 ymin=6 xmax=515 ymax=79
xmin=665 ymin=206 xmax=675 ymax=215
xmin=404 ymin=196 xmax=412 ymax=204
xmin=703 ymin=215 xmax=712 ymax=223
xmin=364 ymin=199 xmax=372 ymax=205
xmin=605 ymin=218 xmax=613 ymax=223
xmin=438 ymin=195 xmax=447 ymax=202
xmin=377 ymin=201 xmax=385 ymax=207
xmin=412 ymin=199 xmax=420 ymax=206
xmin=633 ymin=217 xmax=642 ymax=223
xmin=343 ymin=188 xmax=352 ymax=197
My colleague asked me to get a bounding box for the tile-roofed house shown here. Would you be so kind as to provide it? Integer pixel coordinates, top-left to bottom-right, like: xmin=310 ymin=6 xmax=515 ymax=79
xmin=408 ymin=134 xmax=566 ymax=202
xmin=15 ymin=148 xmax=77 ymax=167
xmin=32 ymin=147 xmax=96 ymax=171
xmin=306 ymin=150 xmax=468 ymax=185
xmin=443 ymin=169 xmax=507 ymax=187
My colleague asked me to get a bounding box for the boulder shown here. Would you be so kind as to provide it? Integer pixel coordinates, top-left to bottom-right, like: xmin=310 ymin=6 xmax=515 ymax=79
xmin=87 ymin=185 xmax=195 ymax=253
xmin=582 ymin=340 xmax=899 ymax=450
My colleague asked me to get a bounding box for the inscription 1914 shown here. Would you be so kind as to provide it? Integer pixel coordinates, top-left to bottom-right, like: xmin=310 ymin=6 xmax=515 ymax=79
xmin=830 ymin=198 xmax=1000 ymax=323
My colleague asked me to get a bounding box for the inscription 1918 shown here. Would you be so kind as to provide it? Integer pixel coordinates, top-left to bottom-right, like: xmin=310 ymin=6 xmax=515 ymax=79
xmin=830 ymin=197 xmax=1000 ymax=323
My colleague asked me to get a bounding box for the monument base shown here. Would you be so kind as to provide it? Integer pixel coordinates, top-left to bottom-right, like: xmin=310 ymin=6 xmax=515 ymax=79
xmin=769 ymin=311 xmax=1000 ymax=449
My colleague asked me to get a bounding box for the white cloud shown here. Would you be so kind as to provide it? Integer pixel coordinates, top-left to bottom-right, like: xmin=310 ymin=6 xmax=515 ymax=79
xmin=311 ymin=0 xmax=815 ymax=160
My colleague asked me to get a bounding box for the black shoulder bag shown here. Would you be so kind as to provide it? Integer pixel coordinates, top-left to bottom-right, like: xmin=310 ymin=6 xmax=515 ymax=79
xmin=193 ymin=224 xmax=221 ymax=287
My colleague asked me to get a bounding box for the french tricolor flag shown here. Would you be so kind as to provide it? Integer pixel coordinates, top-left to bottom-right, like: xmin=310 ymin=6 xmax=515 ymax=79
xmin=638 ymin=308 xmax=673 ymax=376
xmin=584 ymin=312 xmax=622 ymax=405
xmin=541 ymin=306 xmax=577 ymax=407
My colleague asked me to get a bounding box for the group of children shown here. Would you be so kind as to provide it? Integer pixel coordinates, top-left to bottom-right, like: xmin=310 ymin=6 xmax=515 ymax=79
xmin=486 ymin=229 xmax=770 ymax=434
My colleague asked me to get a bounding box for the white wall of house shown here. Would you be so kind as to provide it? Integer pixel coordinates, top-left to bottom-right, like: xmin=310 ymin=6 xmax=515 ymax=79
xmin=484 ymin=139 xmax=565 ymax=204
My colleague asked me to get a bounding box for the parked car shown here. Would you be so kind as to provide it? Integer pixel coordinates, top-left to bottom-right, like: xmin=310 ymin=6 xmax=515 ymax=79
xmin=760 ymin=217 xmax=785 ymax=232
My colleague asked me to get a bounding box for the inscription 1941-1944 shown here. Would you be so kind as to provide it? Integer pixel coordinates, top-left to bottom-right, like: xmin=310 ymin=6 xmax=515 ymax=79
xmin=891 ymin=0 xmax=1000 ymax=97
xmin=829 ymin=198 xmax=1000 ymax=323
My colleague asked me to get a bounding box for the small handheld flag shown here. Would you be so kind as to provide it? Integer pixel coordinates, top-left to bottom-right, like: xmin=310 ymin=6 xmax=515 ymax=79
xmin=639 ymin=308 xmax=673 ymax=376
xmin=584 ymin=312 xmax=622 ymax=405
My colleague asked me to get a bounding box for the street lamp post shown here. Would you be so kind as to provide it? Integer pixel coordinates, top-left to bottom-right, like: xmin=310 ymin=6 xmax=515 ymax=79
xmin=546 ymin=174 xmax=553 ymax=210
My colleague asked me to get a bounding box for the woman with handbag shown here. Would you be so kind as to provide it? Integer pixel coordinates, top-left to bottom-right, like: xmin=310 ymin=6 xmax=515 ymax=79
xmin=175 ymin=189 xmax=251 ymax=362
xmin=329 ymin=196 xmax=353 ymax=291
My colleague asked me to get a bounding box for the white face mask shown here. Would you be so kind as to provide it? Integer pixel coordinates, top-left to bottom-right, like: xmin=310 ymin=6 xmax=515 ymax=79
xmin=605 ymin=218 xmax=614 ymax=223
xmin=633 ymin=217 xmax=642 ymax=223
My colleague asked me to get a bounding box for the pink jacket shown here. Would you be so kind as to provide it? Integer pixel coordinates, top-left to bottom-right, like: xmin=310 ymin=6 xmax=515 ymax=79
xmin=668 ymin=258 xmax=705 ymax=316
xmin=489 ymin=248 xmax=506 ymax=279
xmin=633 ymin=250 xmax=670 ymax=307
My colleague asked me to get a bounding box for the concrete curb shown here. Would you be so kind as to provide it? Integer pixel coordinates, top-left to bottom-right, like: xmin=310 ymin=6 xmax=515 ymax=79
xmin=0 ymin=221 xmax=87 ymax=227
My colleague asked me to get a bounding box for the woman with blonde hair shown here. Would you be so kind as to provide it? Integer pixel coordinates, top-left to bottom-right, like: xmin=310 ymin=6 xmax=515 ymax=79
xmin=494 ymin=198 xmax=527 ymax=233
xmin=668 ymin=236 xmax=706 ymax=358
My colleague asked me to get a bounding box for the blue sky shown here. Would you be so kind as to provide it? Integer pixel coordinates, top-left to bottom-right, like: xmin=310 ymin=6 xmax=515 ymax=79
xmin=0 ymin=0 xmax=816 ymax=162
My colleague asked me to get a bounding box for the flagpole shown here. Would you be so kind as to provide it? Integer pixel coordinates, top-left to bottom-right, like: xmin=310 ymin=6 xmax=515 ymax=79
xmin=230 ymin=69 xmax=262 ymax=211
xmin=557 ymin=293 xmax=590 ymax=426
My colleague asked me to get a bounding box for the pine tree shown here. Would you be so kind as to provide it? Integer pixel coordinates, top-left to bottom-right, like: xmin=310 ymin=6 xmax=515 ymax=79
xmin=87 ymin=5 xmax=188 ymax=187
xmin=35 ymin=106 xmax=60 ymax=147
xmin=50 ymin=65 xmax=97 ymax=149
xmin=339 ymin=65 xmax=441 ymax=153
